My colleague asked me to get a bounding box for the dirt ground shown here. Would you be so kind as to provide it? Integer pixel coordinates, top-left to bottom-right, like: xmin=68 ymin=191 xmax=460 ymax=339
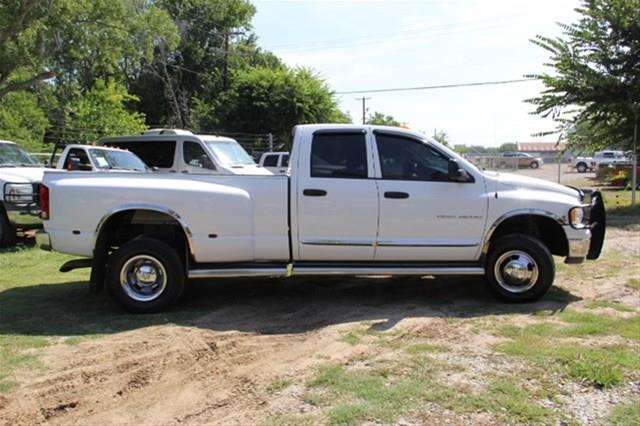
xmin=0 ymin=170 xmax=638 ymax=426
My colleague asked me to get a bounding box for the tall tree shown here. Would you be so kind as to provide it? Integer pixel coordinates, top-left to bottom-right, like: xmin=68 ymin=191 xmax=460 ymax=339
xmin=203 ymin=66 xmax=348 ymax=140
xmin=433 ymin=130 xmax=450 ymax=146
xmin=0 ymin=0 xmax=178 ymax=100
xmin=528 ymin=0 xmax=640 ymax=152
xmin=131 ymin=0 xmax=261 ymax=127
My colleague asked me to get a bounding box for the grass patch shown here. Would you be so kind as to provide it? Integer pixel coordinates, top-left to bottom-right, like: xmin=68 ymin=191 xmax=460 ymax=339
xmin=499 ymin=310 xmax=640 ymax=340
xmin=606 ymin=401 xmax=640 ymax=426
xmin=625 ymin=278 xmax=640 ymax=290
xmin=405 ymin=343 xmax=448 ymax=354
xmin=586 ymin=300 xmax=635 ymax=312
xmin=261 ymin=414 xmax=316 ymax=426
xmin=266 ymin=378 xmax=292 ymax=394
xmin=496 ymin=334 xmax=639 ymax=388
xmin=339 ymin=325 xmax=397 ymax=346
xmin=306 ymin=358 xmax=555 ymax=425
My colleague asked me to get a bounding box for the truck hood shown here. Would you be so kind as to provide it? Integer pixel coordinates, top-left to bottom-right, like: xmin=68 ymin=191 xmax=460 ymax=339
xmin=226 ymin=164 xmax=273 ymax=175
xmin=0 ymin=167 xmax=45 ymax=184
xmin=486 ymin=171 xmax=580 ymax=198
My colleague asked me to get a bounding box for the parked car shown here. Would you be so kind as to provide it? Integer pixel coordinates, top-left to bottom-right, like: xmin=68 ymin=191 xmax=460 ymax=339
xmin=591 ymin=150 xmax=629 ymax=168
xmin=0 ymin=140 xmax=44 ymax=246
xmin=56 ymin=145 xmax=149 ymax=172
xmin=258 ymin=151 xmax=289 ymax=174
xmin=100 ymin=129 xmax=272 ymax=175
xmin=498 ymin=152 xmax=543 ymax=169
xmin=571 ymin=156 xmax=594 ymax=173
xmin=37 ymin=124 xmax=605 ymax=312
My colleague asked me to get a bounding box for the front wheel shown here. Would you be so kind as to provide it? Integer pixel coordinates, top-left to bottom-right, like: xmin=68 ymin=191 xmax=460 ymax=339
xmin=485 ymin=234 xmax=554 ymax=302
xmin=107 ymin=237 xmax=185 ymax=313
xmin=576 ymin=163 xmax=587 ymax=173
xmin=0 ymin=209 xmax=17 ymax=248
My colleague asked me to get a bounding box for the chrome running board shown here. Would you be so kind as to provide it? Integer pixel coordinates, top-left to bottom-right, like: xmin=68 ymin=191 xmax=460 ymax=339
xmin=188 ymin=265 xmax=484 ymax=279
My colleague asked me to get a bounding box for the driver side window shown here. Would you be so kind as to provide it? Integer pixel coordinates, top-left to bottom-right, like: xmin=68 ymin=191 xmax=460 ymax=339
xmin=375 ymin=134 xmax=450 ymax=182
xmin=183 ymin=141 xmax=216 ymax=170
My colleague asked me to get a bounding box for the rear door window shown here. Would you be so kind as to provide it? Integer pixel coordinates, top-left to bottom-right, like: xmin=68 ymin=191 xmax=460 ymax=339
xmin=310 ymin=133 xmax=367 ymax=178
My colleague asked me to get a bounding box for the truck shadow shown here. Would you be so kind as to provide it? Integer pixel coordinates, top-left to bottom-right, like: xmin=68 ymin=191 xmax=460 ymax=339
xmin=0 ymin=275 xmax=580 ymax=338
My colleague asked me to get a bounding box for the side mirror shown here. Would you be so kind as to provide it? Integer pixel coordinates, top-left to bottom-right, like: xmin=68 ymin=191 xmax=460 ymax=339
xmin=448 ymin=159 xmax=471 ymax=182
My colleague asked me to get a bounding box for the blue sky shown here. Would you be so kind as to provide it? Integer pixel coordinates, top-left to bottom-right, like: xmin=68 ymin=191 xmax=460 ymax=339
xmin=252 ymin=0 xmax=581 ymax=147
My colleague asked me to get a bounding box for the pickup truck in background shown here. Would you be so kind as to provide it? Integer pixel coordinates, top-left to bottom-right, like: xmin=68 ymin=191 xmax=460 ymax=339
xmin=592 ymin=150 xmax=631 ymax=169
xmin=258 ymin=151 xmax=289 ymax=174
xmin=0 ymin=140 xmax=44 ymax=247
xmin=37 ymin=124 xmax=606 ymax=312
xmin=100 ymin=129 xmax=272 ymax=176
xmin=56 ymin=144 xmax=149 ymax=172
xmin=571 ymin=156 xmax=594 ymax=173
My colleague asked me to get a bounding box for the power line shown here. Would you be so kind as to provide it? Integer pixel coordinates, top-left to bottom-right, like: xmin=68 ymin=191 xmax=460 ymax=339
xmin=335 ymin=78 xmax=538 ymax=95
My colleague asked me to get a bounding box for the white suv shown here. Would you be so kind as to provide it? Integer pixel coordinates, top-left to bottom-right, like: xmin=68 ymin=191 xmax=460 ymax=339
xmin=100 ymin=129 xmax=272 ymax=176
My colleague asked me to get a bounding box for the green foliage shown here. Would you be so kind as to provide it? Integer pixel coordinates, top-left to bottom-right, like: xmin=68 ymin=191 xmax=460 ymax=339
xmin=209 ymin=67 xmax=348 ymax=140
xmin=496 ymin=310 xmax=640 ymax=389
xmin=498 ymin=142 xmax=517 ymax=152
xmin=366 ymin=112 xmax=400 ymax=127
xmin=0 ymin=0 xmax=178 ymax=100
xmin=606 ymin=401 xmax=640 ymax=426
xmin=0 ymin=90 xmax=49 ymax=151
xmin=528 ymin=0 xmax=640 ymax=151
xmin=64 ymin=80 xmax=147 ymax=144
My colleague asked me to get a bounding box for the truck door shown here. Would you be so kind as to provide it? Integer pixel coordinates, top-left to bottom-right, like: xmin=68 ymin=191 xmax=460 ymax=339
xmin=372 ymin=131 xmax=487 ymax=261
xmin=295 ymin=130 xmax=379 ymax=261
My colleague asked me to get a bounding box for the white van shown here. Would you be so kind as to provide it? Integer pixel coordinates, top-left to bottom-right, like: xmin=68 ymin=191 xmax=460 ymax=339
xmin=100 ymin=129 xmax=272 ymax=175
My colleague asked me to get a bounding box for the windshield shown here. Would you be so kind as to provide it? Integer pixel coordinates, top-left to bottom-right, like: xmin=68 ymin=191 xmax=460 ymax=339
xmin=0 ymin=143 xmax=40 ymax=167
xmin=204 ymin=140 xmax=255 ymax=166
xmin=88 ymin=148 xmax=148 ymax=171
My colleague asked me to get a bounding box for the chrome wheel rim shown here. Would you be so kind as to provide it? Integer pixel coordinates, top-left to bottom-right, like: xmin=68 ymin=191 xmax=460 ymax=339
xmin=494 ymin=250 xmax=538 ymax=293
xmin=120 ymin=255 xmax=167 ymax=302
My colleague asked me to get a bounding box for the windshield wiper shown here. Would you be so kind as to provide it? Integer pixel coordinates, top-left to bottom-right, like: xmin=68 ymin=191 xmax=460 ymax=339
xmin=0 ymin=163 xmax=16 ymax=167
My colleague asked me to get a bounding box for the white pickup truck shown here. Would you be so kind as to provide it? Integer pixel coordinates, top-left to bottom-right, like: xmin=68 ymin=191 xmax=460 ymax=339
xmin=37 ymin=125 xmax=606 ymax=312
xmin=0 ymin=140 xmax=44 ymax=246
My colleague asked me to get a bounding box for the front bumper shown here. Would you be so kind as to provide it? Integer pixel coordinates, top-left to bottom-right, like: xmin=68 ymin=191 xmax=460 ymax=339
xmin=36 ymin=231 xmax=51 ymax=251
xmin=564 ymin=190 xmax=606 ymax=264
xmin=3 ymin=202 xmax=42 ymax=229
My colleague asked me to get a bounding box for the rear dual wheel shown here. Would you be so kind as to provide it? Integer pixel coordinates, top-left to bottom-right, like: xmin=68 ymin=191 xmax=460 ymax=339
xmin=486 ymin=234 xmax=554 ymax=302
xmin=107 ymin=238 xmax=185 ymax=313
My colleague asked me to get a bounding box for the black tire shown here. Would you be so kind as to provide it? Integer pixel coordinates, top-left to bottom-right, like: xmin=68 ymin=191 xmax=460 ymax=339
xmin=529 ymin=161 xmax=540 ymax=169
xmin=0 ymin=207 xmax=17 ymax=248
xmin=576 ymin=162 xmax=587 ymax=173
xmin=106 ymin=237 xmax=185 ymax=313
xmin=485 ymin=234 xmax=554 ymax=303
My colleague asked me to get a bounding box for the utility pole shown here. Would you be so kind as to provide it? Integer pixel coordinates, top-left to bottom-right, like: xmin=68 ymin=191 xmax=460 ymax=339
xmin=222 ymin=30 xmax=244 ymax=90
xmin=355 ymin=97 xmax=371 ymax=124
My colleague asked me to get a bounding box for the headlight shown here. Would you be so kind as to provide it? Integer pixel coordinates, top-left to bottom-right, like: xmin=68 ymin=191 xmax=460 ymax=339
xmin=4 ymin=183 xmax=35 ymax=204
xmin=569 ymin=207 xmax=585 ymax=228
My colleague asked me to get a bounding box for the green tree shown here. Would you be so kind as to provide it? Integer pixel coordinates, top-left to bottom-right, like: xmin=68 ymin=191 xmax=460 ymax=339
xmin=528 ymin=0 xmax=640 ymax=151
xmin=204 ymin=67 xmax=348 ymax=140
xmin=498 ymin=142 xmax=517 ymax=152
xmin=367 ymin=112 xmax=400 ymax=126
xmin=131 ymin=0 xmax=262 ymax=127
xmin=0 ymin=90 xmax=50 ymax=151
xmin=0 ymin=0 xmax=178 ymax=100
xmin=62 ymin=80 xmax=146 ymax=144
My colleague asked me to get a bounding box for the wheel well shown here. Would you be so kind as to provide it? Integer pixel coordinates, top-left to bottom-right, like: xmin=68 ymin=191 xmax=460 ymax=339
xmin=95 ymin=209 xmax=191 ymax=265
xmin=489 ymin=214 xmax=568 ymax=257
